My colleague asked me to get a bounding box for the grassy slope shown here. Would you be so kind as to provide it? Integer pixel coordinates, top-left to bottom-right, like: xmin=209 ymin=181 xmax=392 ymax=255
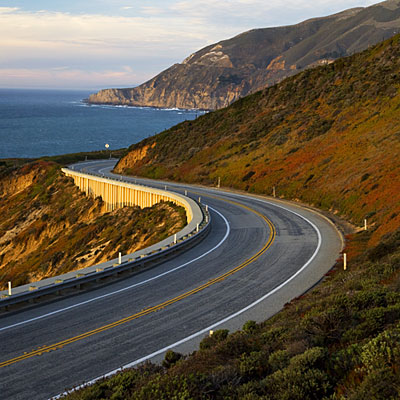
xmin=0 ymin=161 xmax=186 ymax=289
xmin=61 ymin=35 xmax=400 ymax=399
xmin=116 ymin=34 xmax=400 ymax=246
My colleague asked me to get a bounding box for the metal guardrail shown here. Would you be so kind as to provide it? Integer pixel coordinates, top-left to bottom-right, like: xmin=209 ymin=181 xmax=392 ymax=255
xmin=0 ymin=173 xmax=211 ymax=310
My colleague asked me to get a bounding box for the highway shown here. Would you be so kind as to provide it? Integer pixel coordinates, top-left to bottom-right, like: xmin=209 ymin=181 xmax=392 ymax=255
xmin=0 ymin=159 xmax=342 ymax=400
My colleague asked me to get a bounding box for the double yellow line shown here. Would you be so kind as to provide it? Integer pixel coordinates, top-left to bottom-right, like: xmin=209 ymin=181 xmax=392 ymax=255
xmin=0 ymin=195 xmax=275 ymax=369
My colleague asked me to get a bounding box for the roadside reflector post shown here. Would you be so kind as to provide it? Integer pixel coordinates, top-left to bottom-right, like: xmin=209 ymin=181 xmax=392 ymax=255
xmin=198 ymin=197 xmax=201 ymax=203
xmin=344 ymin=253 xmax=347 ymax=270
xmin=206 ymin=215 xmax=209 ymax=223
xmin=196 ymin=223 xmax=199 ymax=232
xmin=174 ymin=234 xmax=177 ymax=244
xmin=217 ymin=177 xmax=221 ymax=188
xmin=364 ymin=219 xmax=368 ymax=231
xmin=119 ymin=252 xmax=122 ymax=265
xmin=273 ymin=186 xmax=276 ymax=198
xmin=209 ymin=330 xmax=214 ymax=337
xmin=165 ymin=185 xmax=167 ymax=190
xmin=8 ymin=282 xmax=11 ymax=296
xmin=185 ymin=190 xmax=188 ymax=196
xmin=206 ymin=204 xmax=208 ymax=212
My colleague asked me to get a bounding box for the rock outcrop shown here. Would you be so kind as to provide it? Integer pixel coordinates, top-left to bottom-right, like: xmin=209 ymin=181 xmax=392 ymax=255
xmin=89 ymin=0 xmax=400 ymax=110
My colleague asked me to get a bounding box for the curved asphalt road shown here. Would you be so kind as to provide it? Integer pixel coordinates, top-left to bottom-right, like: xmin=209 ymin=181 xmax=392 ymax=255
xmin=0 ymin=160 xmax=342 ymax=400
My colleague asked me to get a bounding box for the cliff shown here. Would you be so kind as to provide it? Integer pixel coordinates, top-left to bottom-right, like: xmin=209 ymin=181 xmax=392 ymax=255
xmin=89 ymin=0 xmax=400 ymax=110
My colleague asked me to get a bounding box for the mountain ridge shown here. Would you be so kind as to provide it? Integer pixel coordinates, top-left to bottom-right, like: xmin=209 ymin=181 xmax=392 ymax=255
xmin=89 ymin=0 xmax=400 ymax=110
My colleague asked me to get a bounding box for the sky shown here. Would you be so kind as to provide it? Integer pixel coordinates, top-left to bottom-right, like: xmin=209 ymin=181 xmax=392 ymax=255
xmin=0 ymin=0 xmax=382 ymax=90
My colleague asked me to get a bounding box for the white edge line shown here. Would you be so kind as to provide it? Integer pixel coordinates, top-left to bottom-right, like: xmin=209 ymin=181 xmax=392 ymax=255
xmin=51 ymin=197 xmax=323 ymax=400
xmin=0 ymin=207 xmax=230 ymax=333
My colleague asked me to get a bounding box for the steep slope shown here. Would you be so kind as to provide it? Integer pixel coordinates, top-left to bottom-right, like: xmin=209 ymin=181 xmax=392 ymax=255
xmin=115 ymin=33 xmax=400 ymax=245
xmin=89 ymin=0 xmax=400 ymax=110
xmin=0 ymin=161 xmax=186 ymax=289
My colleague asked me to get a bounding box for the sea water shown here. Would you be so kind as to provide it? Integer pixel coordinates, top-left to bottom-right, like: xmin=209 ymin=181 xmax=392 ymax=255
xmin=0 ymin=89 xmax=201 ymax=159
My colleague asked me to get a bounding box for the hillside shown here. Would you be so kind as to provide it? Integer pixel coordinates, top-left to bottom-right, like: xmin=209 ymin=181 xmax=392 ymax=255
xmin=115 ymin=33 xmax=400 ymax=246
xmin=0 ymin=161 xmax=186 ymax=289
xmin=89 ymin=0 xmax=400 ymax=110
xmin=67 ymin=35 xmax=400 ymax=399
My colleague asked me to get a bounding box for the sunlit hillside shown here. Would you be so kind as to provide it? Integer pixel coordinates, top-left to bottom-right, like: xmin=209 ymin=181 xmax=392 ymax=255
xmin=0 ymin=161 xmax=186 ymax=289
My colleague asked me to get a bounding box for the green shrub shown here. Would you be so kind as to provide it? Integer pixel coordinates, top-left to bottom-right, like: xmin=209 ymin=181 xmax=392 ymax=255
xmin=163 ymin=350 xmax=183 ymax=369
xmin=199 ymin=329 xmax=229 ymax=350
xmin=243 ymin=320 xmax=258 ymax=333
xmin=360 ymin=329 xmax=400 ymax=373
xmin=262 ymin=348 xmax=331 ymax=399
xmin=268 ymin=350 xmax=291 ymax=373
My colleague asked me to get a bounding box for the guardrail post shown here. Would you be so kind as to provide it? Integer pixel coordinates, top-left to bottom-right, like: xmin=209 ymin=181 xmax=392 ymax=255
xmin=8 ymin=282 xmax=11 ymax=296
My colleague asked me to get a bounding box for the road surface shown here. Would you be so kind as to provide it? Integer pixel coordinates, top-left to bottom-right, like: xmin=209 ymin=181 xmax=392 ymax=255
xmin=0 ymin=160 xmax=342 ymax=399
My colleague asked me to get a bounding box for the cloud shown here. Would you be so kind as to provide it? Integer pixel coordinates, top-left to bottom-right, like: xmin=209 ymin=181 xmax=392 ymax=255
xmin=0 ymin=7 xmax=19 ymax=13
xmin=0 ymin=7 xmax=229 ymax=58
xmin=169 ymin=0 xmax=375 ymax=26
xmin=0 ymin=66 xmax=143 ymax=89
xmin=0 ymin=1 xmax=382 ymax=88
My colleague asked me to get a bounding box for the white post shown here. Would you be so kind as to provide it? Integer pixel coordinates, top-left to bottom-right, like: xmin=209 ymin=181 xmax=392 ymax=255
xmin=119 ymin=252 xmax=122 ymax=264
xmin=209 ymin=330 xmax=214 ymax=337
xmin=185 ymin=190 xmax=187 ymax=196
xmin=343 ymin=253 xmax=347 ymax=271
xmin=206 ymin=205 xmax=208 ymax=212
xmin=174 ymin=234 xmax=177 ymax=244
xmin=8 ymin=281 xmax=11 ymax=296
xmin=198 ymin=197 xmax=201 ymax=203
xmin=217 ymin=177 xmax=220 ymax=188
xmin=273 ymin=186 xmax=276 ymax=198
xmin=206 ymin=215 xmax=209 ymax=223
xmin=364 ymin=219 xmax=368 ymax=231
xmin=196 ymin=223 xmax=199 ymax=232
xmin=165 ymin=185 xmax=167 ymax=190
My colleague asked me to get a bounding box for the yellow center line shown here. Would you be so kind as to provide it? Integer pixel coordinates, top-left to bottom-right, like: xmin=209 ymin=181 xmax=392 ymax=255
xmin=0 ymin=194 xmax=275 ymax=369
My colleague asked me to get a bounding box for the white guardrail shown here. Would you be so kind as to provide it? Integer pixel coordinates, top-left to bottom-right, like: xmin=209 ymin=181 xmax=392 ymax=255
xmin=0 ymin=170 xmax=210 ymax=310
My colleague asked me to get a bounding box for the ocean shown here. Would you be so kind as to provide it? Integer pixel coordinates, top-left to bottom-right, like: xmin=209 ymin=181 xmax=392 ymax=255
xmin=0 ymin=89 xmax=201 ymax=159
